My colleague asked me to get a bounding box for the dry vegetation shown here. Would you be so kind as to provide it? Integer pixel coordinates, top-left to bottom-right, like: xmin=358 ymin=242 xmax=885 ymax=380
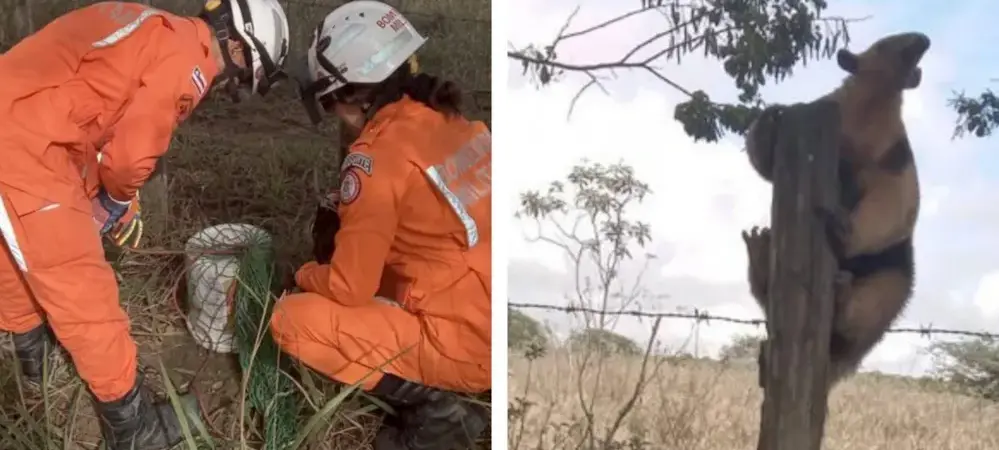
xmin=0 ymin=0 xmax=490 ymax=448
xmin=508 ymin=351 xmax=999 ymax=450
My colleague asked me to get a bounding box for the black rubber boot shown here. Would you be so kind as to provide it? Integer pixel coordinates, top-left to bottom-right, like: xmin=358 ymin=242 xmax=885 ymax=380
xmin=92 ymin=374 xmax=198 ymax=450
xmin=371 ymin=374 xmax=489 ymax=450
xmin=11 ymin=323 xmax=58 ymax=383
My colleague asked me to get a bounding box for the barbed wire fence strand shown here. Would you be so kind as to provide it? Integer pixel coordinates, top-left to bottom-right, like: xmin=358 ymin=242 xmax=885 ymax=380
xmin=509 ymin=301 xmax=999 ymax=340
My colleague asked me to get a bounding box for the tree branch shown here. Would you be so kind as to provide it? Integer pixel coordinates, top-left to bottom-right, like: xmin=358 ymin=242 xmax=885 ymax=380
xmin=602 ymin=317 xmax=664 ymax=448
xmin=508 ymin=0 xmax=869 ymax=141
xmin=949 ymin=81 xmax=999 ymax=139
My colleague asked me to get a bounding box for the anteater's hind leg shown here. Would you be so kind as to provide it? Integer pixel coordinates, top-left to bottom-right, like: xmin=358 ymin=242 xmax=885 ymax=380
xmin=828 ymin=268 xmax=911 ymax=388
xmin=742 ymin=226 xmax=772 ymax=309
xmin=742 ymin=226 xmax=771 ymax=387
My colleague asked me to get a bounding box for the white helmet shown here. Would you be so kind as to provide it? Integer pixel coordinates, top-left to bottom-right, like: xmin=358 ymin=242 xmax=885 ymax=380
xmin=201 ymin=0 xmax=291 ymax=98
xmin=300 ymin=1 xmax=427 ymax=104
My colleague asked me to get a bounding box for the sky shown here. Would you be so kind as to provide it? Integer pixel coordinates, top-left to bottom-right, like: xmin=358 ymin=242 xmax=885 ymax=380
xmin=504 ymin=0 xmax=999 ymax=377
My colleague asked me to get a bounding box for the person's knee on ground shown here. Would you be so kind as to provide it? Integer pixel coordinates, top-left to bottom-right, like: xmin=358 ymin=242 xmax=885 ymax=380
xmin=369 ymin=372 xmax=490 ymax=450
xmin=269 ymin=293 xmax=488 ymax=450
xmin=269 ymin=340 xmax=489 ymax=450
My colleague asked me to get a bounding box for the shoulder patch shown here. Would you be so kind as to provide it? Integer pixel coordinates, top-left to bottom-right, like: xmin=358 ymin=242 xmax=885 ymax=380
xmin=176 ymin=94 xmax=195 ymax=122
xmin=340 ymin=170 xmax=362 ymax=205
xmin=191 ymin=66 xmax=207 ymax=96
xmin=341 ymin=152 xmax=373 ymax=176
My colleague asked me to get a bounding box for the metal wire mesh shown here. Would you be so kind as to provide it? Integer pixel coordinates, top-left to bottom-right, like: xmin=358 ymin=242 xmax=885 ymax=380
xmin=182 ymin=223 xmax=297 ymax=450
xmin=183 ymin=224 xmax=263 ymax=353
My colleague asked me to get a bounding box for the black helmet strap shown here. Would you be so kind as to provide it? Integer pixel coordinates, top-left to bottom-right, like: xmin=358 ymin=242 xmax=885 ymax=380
xmin=200 ymin=0 xmax=286 ymax=101
xmin=296 ymin=18 xmax=351 ymax=125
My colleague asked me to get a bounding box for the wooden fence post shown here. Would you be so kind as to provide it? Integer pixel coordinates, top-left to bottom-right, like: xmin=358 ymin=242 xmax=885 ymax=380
xmin=756 ymin=100 xmax=840 ymax=450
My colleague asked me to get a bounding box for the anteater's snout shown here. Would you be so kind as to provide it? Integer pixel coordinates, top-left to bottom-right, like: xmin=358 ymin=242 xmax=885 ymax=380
xmin=902 ymin=33 xmax=931 ymax=64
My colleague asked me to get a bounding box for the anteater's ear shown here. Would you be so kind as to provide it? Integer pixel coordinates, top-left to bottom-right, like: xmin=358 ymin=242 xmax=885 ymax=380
xmin=903 ymin=67 xmax=922 ymax=90
xmin=837 ymin=49 xmax=859 ymax=74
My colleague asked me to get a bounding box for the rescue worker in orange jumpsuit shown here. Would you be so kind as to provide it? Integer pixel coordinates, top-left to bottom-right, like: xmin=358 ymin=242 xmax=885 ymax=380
xmin=272 ymin=2 xmax=491 ymax=449
xmin=0 ymin=1 xmax=290 ymax=449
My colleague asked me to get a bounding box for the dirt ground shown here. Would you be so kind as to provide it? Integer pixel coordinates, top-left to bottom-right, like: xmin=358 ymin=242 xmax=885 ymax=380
xmin=0 ymin=0 xmax=491 ymax=448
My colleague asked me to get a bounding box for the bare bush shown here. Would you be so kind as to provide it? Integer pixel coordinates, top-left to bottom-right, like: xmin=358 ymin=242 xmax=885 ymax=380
xmin=510 ymin=160 xmax=675 ymax=450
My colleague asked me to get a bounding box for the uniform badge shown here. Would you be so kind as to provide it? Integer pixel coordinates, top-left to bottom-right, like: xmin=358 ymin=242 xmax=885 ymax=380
xmin=340 ymin=170 xmax=361 ymax=205
xmin=191 ymin=66 xmax=207 ymax=96
xmin=176 ymin=94 xmax=194 ymax=121
xmin=341 ymin=152 xmax=373 ymax=176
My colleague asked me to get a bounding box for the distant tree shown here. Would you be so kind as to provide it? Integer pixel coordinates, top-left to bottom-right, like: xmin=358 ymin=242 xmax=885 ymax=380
xmin=512 ymin=160 xmax=667 ymax=449
xmin=930 ymin=337 xmax=999 ymax=400
xmin=518 ymin=160 xmax=658 ymax=330
xmin=509 ymin=308 xmax=550 ymax=351
xmin=949 ymin=82 xmax=999 ymax=138
xmin=567 ymin=328 xmax=641 ymax=355
xmin=508 ymin=0 xmax=863 ymax=142
xmin=719 ymin=333 xmax=764 ymax=362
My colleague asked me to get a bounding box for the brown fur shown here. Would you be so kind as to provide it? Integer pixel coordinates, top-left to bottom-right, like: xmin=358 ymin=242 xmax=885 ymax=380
xmin=339 ymin=119 xmax=361 ymax=153
xmin=312 ymin=193 xmax=340 ymax=264
xmin=742 ymin=32 xmax=930 ymax=388
xmin=820 ymin=32 xmax=927 ymax=258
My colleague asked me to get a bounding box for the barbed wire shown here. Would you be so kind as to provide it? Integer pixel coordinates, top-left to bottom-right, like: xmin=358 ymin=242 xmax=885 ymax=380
xmin=509 ymin=302 xmax=999 ymax=340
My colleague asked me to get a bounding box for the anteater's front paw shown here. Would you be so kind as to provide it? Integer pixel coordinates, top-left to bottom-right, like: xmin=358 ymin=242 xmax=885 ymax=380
xmin=814 ymin=205 xmax=851 ymax=259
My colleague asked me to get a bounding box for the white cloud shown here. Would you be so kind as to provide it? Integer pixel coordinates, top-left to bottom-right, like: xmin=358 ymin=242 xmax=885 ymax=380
xmin=973 ymin=272 xmax=999 ymax=319
xmin=921 ymin=185 xmax=949 ymax=218
xmin=681 ymin=301 xmax=766 ymax=357
xmin=865 ymin=332 xmax=932 ymax=375
xmin=508 ymin=82 xmax=772 ymax=285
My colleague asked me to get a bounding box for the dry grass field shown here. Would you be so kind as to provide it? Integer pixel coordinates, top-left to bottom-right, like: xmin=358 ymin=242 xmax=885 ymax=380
xmin=508 ymin=352 xmax=999 ymax=450
xmin=0 ymin=0 xmax=490 ymax=448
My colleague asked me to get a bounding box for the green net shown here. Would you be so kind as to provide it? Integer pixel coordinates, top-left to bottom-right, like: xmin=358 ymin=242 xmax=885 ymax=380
xmin=231 ymin=229 xmax=298 ymax=450
xmin=181 ymin=224 xmax=298 ymax=450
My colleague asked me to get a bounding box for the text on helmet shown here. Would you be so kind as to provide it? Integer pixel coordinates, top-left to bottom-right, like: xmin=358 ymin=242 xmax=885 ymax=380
xmin=376 ymin=9 xmax=406 ymax=32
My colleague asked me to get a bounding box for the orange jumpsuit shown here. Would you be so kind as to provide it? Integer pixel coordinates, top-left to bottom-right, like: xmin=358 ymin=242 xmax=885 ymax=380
xmin=0 ymin=2 xmax=219 ymax=401
xmin=270 ymin=96 xmax=492 ymax=393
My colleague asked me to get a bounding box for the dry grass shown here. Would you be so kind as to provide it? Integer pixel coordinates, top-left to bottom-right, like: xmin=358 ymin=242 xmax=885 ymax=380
xmin=508 ymin=352 xmax=999 ymax=450
xmin=0 ymin=0 xmax=490 ymax=448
